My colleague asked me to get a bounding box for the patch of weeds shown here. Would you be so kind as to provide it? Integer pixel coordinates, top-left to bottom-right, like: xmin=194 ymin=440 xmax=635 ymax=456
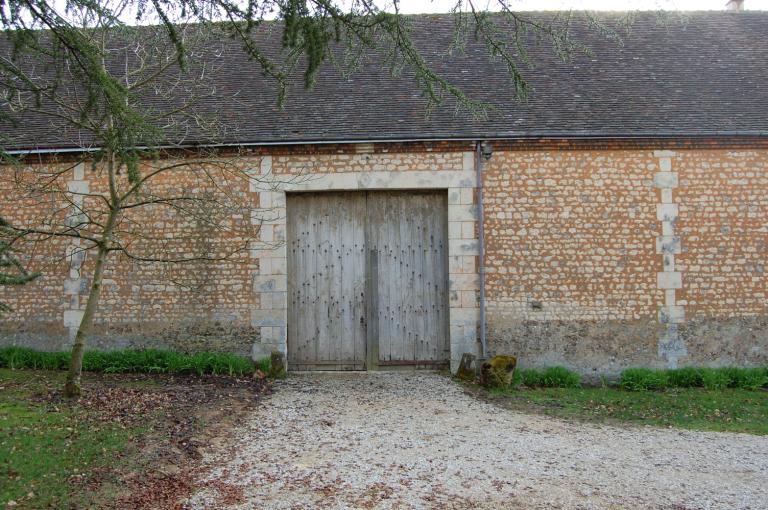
xmin=667 ymin=367 xmax=703 ymax=388
xmin=0 ymin=347 xmax=256 ymax=376
xmin=700 ymin=368 xmax=732 ymax=390
xmin=540 ymin=366 xmax=582 ymax=388
xmin=518 ymin=369 xmax=541 ymax=388
xmin=619 ymin=368 xmax=670 ymax=391
xmin=255 ymin=357 xmax=271 ymax=374
xmin=718 ymin=367 xmax=768 ymax=391
xmin=620 ymin=366 xmax=768 ymax=392
xmin=505 ymin=366 xmax=582 ymax=389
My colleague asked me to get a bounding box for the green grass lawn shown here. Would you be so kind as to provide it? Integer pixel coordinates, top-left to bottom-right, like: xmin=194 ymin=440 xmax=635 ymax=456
xmin=0 ymin=369 xmax=136 ymax=509
xmin=1 ymin=366 xmax=270 ymax=510
xmin=487 ymin=386 xmax=768 ymax=435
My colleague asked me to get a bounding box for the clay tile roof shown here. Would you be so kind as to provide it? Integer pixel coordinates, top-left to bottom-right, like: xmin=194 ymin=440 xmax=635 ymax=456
xmin=2 ymin=11 xmax=767 ymax=151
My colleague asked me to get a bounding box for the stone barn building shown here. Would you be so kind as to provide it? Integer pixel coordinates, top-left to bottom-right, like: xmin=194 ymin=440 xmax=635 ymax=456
xmin=1 ymin=12 xmax=767 ymax=376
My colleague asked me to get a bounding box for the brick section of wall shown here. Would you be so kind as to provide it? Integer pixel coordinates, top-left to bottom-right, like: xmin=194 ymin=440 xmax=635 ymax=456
xmin=484 ymin=150 xmax=661 ymax=320
xmin=2 ymin=145 xmax=767 ymax=373
xmin=0 ymin=162 xmax=71 ymax=341
xmin=0 ymin=159 xmax=260 ymax=355
xmin=674 ymin=150 xmax=768 ymax=365
xmin=483 ymin=148 xmax=768 ymax=375
xmin=483 ymin=149 xmax=666 ymax=374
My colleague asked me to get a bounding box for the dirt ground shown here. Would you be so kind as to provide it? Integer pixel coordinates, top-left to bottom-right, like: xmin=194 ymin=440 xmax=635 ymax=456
xmin=27 ymin=371 xmax=271 ymax=509
xmin=185 ymin=372 xmax=768 ymax=510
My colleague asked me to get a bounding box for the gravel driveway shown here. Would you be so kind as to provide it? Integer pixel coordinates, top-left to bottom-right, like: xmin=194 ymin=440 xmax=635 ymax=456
xmin=186 ymin=372 xmax=768 ymax=510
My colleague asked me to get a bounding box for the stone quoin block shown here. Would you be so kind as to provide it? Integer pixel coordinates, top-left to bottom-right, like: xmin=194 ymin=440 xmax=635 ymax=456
xmin=63 ymin=310 xmax=84 ymax=328
xmin=656 ymin=203 xmax=679 ymax=222
xmin=449 ymin=273 xmax=481 ymax=291
xmin=73 ymin=162 xmax=85 ymax=180
xmin=450 ymin=307 xmax=480 ymax=326
xmin=656 ymin=236 xmax=682 ymax=254
xmin=251 ymin=309 xmax=287 ymax=328
xmin=252 ymin=207 xmax=286 ymax=225
xmin=448 ymin=239 xmax=480 ymax=256
xmin=659 ymin=305 xmax=685 ymax=324
xmin=448 ymin=204 xmax=479 ymax=222
xmin=462 ymin=151 xmax=474 ymax=172
xmin=460 ymin=222 xmax=475 ymax=239
xmin=254 ymin=275 xmax=287 ymax=293
xmin=66 ymin=180 xmax=89 ymax=194
xmin=657 ymin=271 xmax=683 ymax=289
xmin=260 ymin=156 xmax=273 ymax=175
xmin=260 ymin=326 xmax=286 ymax=346
xmin=653 ymin=171 xmax=678 ymax=188
xmin=63 ymin=278 xmax=88 ymax=295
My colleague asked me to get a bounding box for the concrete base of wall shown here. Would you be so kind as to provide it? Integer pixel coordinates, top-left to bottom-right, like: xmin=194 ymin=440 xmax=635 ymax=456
xmin=488 ymin=314 xmax=768 ymax=381
xmin=0 ymin=319 xmax=258 ymax=356
xmin=488 ymin=317 xmax=664 ymax=380
xmin=5 ymin=315 xmax=767 ymax=379
xmin=680 ymin=316 xmax=768 ymax=367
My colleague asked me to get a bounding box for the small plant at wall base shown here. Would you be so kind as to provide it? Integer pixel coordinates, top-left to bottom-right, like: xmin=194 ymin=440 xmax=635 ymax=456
xmin=513 ymin=367 xmax=583 ymax=389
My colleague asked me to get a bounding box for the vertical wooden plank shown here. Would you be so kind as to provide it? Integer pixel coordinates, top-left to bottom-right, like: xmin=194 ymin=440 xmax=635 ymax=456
xmin=307 ymin=195 xmax=318 ymax=365
xmin=369 ymin=193 xmax=391 ymax=361
xmin=411 ymin=194 xmax=429 ymax=360
xmin=354 ymin=193 xmax=367 ymax=366
xmin=424 ymin=192 xmax=442 ymax=360
xmin=414 ymin=193 xmax=427 ymax=362
xmin=301 ymin=195 xmax=313 ymax=366
xmin=287 ymin=193 xmax=316 ymax=369
xmin=403 ymin=193 xmax=417 ymax=362
xmin=293 ymin=194 xmax=305 ymax=367
xmin=286 ymin=194 xmax=298 ymax=367
xmin=430 ymin=192 xmax=440 ymax=361
xmin=318 ymin=196 xmax=330 ymax=363
xmin=389 ymin=195 xmax=399 ymax=360
xmin=365 ymin=248 xmax=379 ymax=370
xmin=381 ymin=194 xmax=393 ymax=361
xmin=338 ymin=193 xmax=367 ymax=366
xmin=339 ymin=196 xmax=352 ymax=364
xmin=329 ymin=195 xmax=340 ymax=365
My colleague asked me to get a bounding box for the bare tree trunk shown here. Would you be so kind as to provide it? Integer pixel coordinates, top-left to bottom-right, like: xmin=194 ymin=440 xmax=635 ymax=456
xmin=63 ymin=241 xmax=110 ymax=397
xmin=64 ymin=150 xmax=120 ymax=398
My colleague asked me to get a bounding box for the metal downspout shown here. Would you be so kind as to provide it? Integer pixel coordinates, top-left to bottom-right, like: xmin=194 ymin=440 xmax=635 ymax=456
xmin=475 ymin=142 xmax=488 ymax=360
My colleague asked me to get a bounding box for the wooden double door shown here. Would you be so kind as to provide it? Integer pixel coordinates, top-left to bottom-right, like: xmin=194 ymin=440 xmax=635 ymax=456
xmin=286 ymin=190 xmax=449 ymax=370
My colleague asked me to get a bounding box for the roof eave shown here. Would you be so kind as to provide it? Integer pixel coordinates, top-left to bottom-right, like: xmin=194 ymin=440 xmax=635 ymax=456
xmin=4 ymin=130 xmax=768 ymax=155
